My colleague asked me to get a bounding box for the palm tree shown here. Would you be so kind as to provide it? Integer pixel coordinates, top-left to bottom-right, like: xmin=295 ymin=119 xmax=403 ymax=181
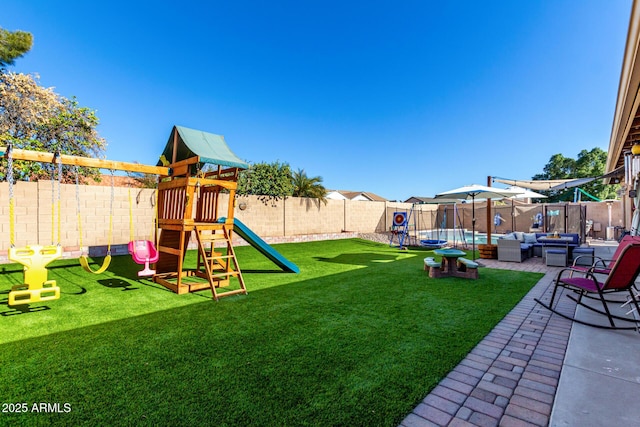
xmin=291 ymin=168 xmax=327 ymax=204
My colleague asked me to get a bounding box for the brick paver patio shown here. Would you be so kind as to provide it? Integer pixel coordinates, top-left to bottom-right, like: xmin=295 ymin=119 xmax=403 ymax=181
xmin=400 ymin=257 xmax=578 ymax=427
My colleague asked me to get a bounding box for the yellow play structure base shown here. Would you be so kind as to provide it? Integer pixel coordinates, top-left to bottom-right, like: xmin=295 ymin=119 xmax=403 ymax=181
xmin=7 ymin=245 xmax=62 ymax=306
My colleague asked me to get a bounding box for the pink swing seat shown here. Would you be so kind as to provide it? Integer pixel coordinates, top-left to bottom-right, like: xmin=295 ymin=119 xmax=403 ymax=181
xmin=128 ymin=240 xmax=159 ymax=277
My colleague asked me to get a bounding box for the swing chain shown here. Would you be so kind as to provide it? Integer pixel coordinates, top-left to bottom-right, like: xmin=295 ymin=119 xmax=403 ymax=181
xmin=128 ymin=179 xmax=134 ymax=243
xmin=48 ymin=152 xmax=63 ymax=246
xmin=74 ymin=166 xmax=84 ymax=252
xmin=56 ymin=153 xmax=62 ymax=246
xmin=107 ymin=170 xmax=114 ymax=256
xmin=7 ymin=144 xmax=15 ymax=248
xmin=50 ymin=160 xmax=56 ymax=245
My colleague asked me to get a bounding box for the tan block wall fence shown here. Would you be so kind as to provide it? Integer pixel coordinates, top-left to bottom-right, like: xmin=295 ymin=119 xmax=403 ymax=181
xmin=0 ymin=182 xmax=434 ymax=261
xmin=0 ymin=181 xmax=624 ymax=262
xmin=0 ymin=181 xmax=159 ymax=258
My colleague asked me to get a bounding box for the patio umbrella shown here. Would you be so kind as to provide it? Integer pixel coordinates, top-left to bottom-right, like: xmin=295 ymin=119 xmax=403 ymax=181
xmin=435 ymin=184 xmax=524 ymax=260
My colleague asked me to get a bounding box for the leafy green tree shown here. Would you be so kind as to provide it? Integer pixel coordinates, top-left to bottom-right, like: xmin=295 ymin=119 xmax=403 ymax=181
xmin=237 ymin=161 xmax=293 ymax=205
xmin=533 ymin=153 xmax=575 ymax=181
xmin=291 ymin=168 xmax=327 ymax=204
xmin=0 ymin=27 xmax=33 ymax=69
xmin=533 ymin=148 xmax=618 ymax=202
xmin=0 ymin=72 xmax=106 ymax=182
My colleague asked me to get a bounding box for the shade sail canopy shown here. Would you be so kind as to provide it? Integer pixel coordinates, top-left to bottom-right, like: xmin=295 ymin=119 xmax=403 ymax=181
xmin=493 ymin=177 xmax=584 ymax=191
xmin=158 ymin=125 xmax=249 ymax=169
xmin=549 ymin=177 xmax=598 ymax=191
xmin=494 ymin=167 xmax=625 ymax=192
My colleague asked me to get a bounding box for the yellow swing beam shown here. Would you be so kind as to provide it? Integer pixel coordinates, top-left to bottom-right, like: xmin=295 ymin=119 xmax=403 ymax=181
xmin=0 ymin=146 xmax=170 ymax=176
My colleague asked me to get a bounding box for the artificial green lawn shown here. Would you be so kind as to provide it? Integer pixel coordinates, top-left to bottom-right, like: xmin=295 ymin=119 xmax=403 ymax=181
xmin=0 ymin=239 xmax=542 ymax=426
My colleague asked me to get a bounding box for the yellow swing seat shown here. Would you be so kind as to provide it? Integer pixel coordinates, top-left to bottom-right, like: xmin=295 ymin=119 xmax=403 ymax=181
xmin=79 ymin=254 xmax=112 ymax=275
xmin=8 ymin=245 xmax=62 ymax=306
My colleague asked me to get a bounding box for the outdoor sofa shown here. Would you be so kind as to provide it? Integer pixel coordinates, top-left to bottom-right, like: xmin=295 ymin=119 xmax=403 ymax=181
xmin=497 ymin=232 xmax=580 ymax=263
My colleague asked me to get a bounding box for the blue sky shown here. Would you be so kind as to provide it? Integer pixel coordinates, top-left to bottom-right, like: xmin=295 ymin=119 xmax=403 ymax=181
xmin=3 ymin=1 xmax=632 ymax=201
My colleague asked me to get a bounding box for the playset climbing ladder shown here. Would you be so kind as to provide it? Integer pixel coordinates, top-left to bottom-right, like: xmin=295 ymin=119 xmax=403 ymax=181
xmin=194 ymin=225 xmax=245 ymax=300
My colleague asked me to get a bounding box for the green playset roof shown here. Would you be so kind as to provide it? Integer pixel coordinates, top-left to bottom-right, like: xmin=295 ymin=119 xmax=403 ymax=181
xmin=158 ymin=125 xmax=248 ymax=170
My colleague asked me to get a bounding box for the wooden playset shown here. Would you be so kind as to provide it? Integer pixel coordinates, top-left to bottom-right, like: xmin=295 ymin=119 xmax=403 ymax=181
xmin=1 ymin=125 xmax=252 ymax=304
xmin=152 ymin=126 xmax=249 ymax=300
